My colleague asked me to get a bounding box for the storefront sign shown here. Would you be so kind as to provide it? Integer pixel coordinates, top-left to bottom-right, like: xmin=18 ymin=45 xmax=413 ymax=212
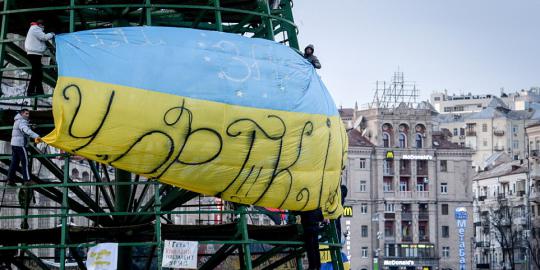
xmin=343 ymin=206 xmax=353 ymax=217
xmin=386 ymin=151 xmax=395 ymax=160
xmin=455 ymin=207 xmax=468 ymax=270
xmin=162 ymin=240 xmax=198 ymax=269
xmin=402 ymin=155 xmax=433 ymax=160
xmin=383 ymin=260 xmax=414 ymax=266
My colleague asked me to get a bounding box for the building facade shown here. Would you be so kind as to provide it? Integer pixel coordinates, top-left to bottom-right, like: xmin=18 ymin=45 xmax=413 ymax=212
xmin=436 ymin=102 xmax=540 ymax=170
xmin=341 ymin=103 xmax=474 ymax=270
xmin=430 ymin=88 xmax=540 ymax=114
xmin=471 ymin=158 xmax=534 ymax=270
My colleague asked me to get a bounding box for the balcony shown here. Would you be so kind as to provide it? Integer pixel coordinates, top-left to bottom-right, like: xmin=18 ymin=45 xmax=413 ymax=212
xmin=401 ymin=236 xmax=412 ymax=242
xmin=466 ymin=131 xmax=477 ymax=136
xmin=416 ymin=168 xmax=428 ymax=176
xmin=417 ymin=191 xmax=429 ymax=199
xmin=493 ymin=130 xmax=505 ymax=136
xmin=398 ymin=191 xmax=412 ymax=199
xmin=478 ymin=195 xmax=487 ymax=201
xmin=531 ymin=149 xmax=540 ymax=159
xmin=401 ymin=212 xmax=413 ymax=220
xmin=384 ymin=213 xmax=396 ymax=219
xmin=400 ymin=168 xmax=411 ymax=175
xmin=383 ymin=167 xmax=394 ymax=176
xmin=475 ymin=241 xmax=490 ymax=248
xmin=514 ymin=217 xmax=526 ymax=225
xmin=419 ymin=235 xmax=430 ymax=242
xmin=494 ymin=145 xmax=505 ymax=151
xmin=418 ymin=212 xmax=429 ymax=220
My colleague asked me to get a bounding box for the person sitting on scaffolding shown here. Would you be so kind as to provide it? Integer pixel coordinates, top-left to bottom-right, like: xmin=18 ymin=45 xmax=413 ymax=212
xmin=7 ymin=109 xmax=42 ymax=186
xmin=303 ymin=44 xmax=321 ymax=69
xmin=24 ymin=20 xmax=55 ymax=96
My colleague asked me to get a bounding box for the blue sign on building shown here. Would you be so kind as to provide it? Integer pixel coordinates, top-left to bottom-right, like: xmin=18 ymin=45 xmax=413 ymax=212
xmin=455 ymin=207 xmax=468 ymax=270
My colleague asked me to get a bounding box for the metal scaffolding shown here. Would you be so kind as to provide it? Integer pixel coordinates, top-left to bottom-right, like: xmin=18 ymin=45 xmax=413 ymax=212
xmin=0 ymin=1 xmax=343 ymax=269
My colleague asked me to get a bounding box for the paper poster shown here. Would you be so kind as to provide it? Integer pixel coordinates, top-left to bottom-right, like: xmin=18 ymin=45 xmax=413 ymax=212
xmin=162 ymin=240 xmax=198 ymax=269
xmin=86 ymin=243 xmax=118 ymax=270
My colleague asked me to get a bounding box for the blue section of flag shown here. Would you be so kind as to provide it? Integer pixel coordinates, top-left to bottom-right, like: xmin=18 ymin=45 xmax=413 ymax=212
xmin=55 ymin=26 xmax=338 ymax=116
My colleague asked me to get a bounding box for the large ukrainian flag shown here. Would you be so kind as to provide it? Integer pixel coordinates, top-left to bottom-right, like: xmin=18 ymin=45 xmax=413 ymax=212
xmin=44 ymin=26 xmax=346 ymax=218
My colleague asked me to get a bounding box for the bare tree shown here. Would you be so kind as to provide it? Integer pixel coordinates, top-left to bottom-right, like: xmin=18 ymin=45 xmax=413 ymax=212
xmin=529 ymin=227 xmax=540 ymax=270
xmin=488 ymin=196 xmax=521 ymax=270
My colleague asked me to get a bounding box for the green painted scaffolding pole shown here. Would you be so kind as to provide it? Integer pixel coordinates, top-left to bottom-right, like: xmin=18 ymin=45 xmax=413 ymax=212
xmin=115 ymin=169 xmax=132 ymax=269
xmin=60 ymin=156 xmax=70 ymax=270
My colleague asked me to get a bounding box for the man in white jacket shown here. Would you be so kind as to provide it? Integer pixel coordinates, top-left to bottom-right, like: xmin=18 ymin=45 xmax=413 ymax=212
xmin=7 ymin=109 xmax=41 ymax=186
xmin=24 ymin=20 xmax=54 ymax=96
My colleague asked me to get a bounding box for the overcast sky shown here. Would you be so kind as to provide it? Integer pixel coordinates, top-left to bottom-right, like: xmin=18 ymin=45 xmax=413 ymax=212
xmin=292 ymin=0 xmax=540 ymax=108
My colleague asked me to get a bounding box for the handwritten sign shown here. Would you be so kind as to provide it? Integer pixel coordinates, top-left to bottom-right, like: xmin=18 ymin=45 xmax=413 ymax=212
xmin=86 ymin=243 xmax=118 ymax=270
xmin=162 ymin=240 xmax=198 ymax=269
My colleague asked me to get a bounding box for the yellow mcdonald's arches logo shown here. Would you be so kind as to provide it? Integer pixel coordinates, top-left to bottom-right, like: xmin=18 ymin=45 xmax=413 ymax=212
xmin=343 ymin=206 xmax=353 ymax=217
xmin=386 ymin=150 xmax=394 ymax=160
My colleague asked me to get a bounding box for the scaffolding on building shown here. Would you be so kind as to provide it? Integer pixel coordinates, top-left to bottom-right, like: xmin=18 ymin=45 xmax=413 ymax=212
xmin=0 ymin=1 xmax=344 ymax=269
xmin=370 ymin=71 xmax=419 ymax=109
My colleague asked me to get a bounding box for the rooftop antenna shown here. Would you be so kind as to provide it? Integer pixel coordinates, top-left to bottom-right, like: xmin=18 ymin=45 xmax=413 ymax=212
xmin=371 ymin=69 xmax=418 ymax=109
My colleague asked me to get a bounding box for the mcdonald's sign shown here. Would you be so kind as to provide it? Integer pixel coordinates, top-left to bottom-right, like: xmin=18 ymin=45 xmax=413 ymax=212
xmin=343 ymin=206 xmax=353 ymax=217
xmin=385 ymin=150 xmax=394 ymax=161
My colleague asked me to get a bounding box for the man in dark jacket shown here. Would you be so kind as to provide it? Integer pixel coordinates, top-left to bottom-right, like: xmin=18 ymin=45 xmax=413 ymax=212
xmin=7 ymin=109 xmax=41 ymax=186
xmin=336 ymin=184 xmax=348 ymax=243
xmin=300 ymin=208 xmax=324 ymax=270
xmin=304 ymin=44 xmax=321 ymax=69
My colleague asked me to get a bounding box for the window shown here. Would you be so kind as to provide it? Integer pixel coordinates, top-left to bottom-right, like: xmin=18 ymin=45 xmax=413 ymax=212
xmin=444 ymin=107 xmax=452 ymax=112
xmin=442 ymin=204 xmax=449 ymax=215
xmin=513 ymin=126 xmax=518 ymax=134
xmin=384 ymin=221 xmax=395 ymax=237
xmin=383 ymin=132 xmax=390 ymax=147
xmin=361 ymin=225 xmax=368 ymax=237
xmin=460 ymin=128 xmax=465 ymax=136
xmin=383 ymin=178 xmax=393 ymax=192
xmin=361 ymin=247 xmax=368 ymax=258
xmin=434 ymin=97 xmax=441 ymax=101
xmin=399 ymin=133 xmax=407 ymax=148
xmin=440 ymin=160 xmax=447 ymax=172
xmin=442 ymin=226 xmax=449 ymax=238
xmin=359 ymin=158 xmax=366 ymax=169
xmin=482 ymin=124 xmax=487 ymax=132
xmin=513 ymin=140 xmax=519 ymax=149
xmin=359 ymin=181 xmax=367 ymax=192
xmin=384 ymin=203 xmax=395 ymax=212
xmin=361 ymin=203 xmax=368 ymax=214
xmin=415 ymin=133 xmax=423 ymax=148
xmin=442 ymin=247 xmax=450 ymax=257
xmin=483 ymin=139 xmax=488 ymax=147
xmin=453 ymin=128 xmax=458 ymax=136
xmin=440 ymin=183 xmax=448 ymax=194
xmin=385 ymin=244 xmax=396 ymax=257
xmin=399 ymin=178 xmax=409 ymax=191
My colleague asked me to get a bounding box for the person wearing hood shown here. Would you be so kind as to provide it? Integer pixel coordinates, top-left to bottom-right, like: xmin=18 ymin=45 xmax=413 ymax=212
xmin=304 ymin=44 xmax=321 ymax=69
xmin=24 ymin=20 xmax=55 ymax=96
xmin=7 ymin=109 xmax=42 ymax=186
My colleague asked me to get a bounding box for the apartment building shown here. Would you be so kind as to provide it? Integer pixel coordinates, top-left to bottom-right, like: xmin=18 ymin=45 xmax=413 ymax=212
xmin=435 ymin=101 xmax=540 ymax=170
xmin=341 ymin=103 xmax=474 ymax=270
xmin=471 ymin=158 xmax=533 ymax=270
xmin=525 ymin=124 xmax=540 ymax=270
xmin=431 ymin=88 xmax=540 ymax=114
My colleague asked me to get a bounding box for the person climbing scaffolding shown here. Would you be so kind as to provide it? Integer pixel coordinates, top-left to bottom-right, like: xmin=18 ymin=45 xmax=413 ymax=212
xmin=24 ymin=20 xmax=55 ymax=96
xmin=7 ymin=109 xmax=42 ymax=186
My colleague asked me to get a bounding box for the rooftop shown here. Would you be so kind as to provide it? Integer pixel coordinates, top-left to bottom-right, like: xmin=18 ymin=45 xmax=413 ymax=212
xmin=347 ymin=129 xmax=374 ymax=147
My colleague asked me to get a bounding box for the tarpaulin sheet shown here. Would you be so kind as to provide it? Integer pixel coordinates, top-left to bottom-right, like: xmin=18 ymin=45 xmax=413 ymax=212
xmin=43 ymin=26 xmax=347 ymax=218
